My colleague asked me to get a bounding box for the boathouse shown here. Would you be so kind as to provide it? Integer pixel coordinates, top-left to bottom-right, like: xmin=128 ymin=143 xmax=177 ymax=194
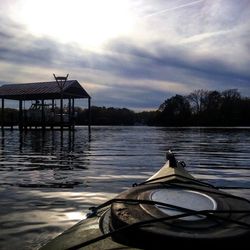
xmin=0 ymin=79 xmax=91 ymax=130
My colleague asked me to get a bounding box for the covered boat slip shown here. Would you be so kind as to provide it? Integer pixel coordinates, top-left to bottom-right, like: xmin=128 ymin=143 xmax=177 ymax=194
xmin=0 ymin=79 xmax=91 ymax=130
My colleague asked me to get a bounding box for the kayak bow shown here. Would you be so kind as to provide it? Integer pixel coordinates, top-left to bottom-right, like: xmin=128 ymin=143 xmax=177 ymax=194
xmin=41 ymin=151 xmax=250 ymax=249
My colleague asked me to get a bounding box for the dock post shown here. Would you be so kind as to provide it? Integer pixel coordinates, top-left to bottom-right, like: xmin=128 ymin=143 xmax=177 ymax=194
xmin=42 ymin=99 xmax=45 ymax=130
xmin=72 ymin=98 xmax=75 ymax=130
xmin=10 ymin=113 xmax=13 ymax=131
xmin=1 ymin=98 xmax=4 ymax=130
xmin=88 ymin=97 xmax=91 ymax=134
xmin=68 ymin=98 xmax=71 ymax=130
xmin=51 ymin=99 xmax=55 ymax=130
xmin=19 ymin=100 xmax=23 ymax=131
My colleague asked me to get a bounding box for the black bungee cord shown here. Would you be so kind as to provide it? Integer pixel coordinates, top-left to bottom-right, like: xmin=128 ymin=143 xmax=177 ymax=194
xmin=66 ymin=197 xmax=250 ymax=250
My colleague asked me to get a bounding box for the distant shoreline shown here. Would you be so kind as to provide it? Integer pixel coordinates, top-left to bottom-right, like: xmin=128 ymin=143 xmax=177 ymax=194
xmin=1 ymin=89 xmax=250 ymax=127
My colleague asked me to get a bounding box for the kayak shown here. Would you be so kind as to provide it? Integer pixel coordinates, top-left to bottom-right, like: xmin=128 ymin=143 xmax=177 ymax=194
xmin=40 ymin=151 xmax=250 ymax=249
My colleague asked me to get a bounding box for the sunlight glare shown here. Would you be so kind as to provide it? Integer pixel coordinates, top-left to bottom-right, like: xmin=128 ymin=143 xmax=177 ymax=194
xmin=15 ymin=0 xmax=135 ymax=48
xmin=66 ymin=211 xmax=84 ymax=221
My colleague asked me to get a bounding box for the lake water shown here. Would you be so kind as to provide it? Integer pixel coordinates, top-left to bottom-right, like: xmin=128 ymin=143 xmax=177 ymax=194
xmin=0 ymin=126 xmax=250 ymax=249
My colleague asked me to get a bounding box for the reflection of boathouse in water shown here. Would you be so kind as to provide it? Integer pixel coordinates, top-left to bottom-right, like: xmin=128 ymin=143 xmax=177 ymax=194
xmin=0 ymin=76 xmax=91 ymax=130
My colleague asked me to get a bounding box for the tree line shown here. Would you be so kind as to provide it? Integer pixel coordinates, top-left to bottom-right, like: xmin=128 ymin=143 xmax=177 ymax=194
xmin=0 ymin=89 xmax=250 ymax=126
xmin=77 ymin=89 xmax=250 ymax=126
xmin=154 ymin=89 xmax=250 ymax=126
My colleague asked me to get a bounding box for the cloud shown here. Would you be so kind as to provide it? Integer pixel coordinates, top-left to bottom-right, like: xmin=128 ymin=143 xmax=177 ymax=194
xmin=100 ymin=39 xmax=250 ymax=87
xmin=0 ymin=20 xmax=61 ymax=67
xmin=0 ymin=0 xmax=250 ymax=110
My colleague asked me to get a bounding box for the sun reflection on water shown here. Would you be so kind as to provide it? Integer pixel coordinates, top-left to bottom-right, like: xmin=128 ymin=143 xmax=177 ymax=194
xmin=66 ymin=211 xmax=85 ymax=221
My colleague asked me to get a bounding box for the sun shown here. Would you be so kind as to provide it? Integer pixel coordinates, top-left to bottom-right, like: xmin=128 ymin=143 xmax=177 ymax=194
xmin=13 ymin=0 xmax=135 ymax=49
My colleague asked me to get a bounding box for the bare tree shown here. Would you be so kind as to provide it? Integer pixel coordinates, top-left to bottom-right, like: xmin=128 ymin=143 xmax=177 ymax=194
xmin=187 ymin=89 xmax=209 ymax=114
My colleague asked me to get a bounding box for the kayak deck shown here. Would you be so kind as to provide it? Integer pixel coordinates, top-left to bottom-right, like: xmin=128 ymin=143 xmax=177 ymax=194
xmin=40 ymin=216 xmax=136 ymax=250
xmin=41 ymin=161 xmax=196 ymax=250
xmin=40 ymin=154 xmax=250 ymax=249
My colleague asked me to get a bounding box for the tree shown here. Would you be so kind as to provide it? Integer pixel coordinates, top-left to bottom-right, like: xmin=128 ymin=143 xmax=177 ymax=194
xmin=221 ymin=89 xmax=241 ymax=125
xmin=203 ymin=91 xmax=222 ymax=125
xmin=187 ymin=89 xmax=209 ymax=115
xmin=157 ymin=95 xmax=191 ymax=126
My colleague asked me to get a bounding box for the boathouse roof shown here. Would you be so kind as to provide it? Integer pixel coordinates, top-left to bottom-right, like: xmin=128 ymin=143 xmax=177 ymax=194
xmin=0 ymin=80 xmax=90 ymax=100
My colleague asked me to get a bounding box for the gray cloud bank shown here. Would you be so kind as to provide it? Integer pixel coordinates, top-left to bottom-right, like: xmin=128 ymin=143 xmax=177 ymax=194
xmin=0 ymin=0 xmax=250 ymax=110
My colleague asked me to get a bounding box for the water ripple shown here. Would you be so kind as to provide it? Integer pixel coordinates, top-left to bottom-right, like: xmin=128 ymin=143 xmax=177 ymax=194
xmin=0 ymin=126 xmax=250 ymax=249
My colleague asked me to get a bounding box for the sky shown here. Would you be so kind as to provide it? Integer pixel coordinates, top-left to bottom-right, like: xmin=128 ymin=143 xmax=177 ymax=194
xmin=0 ymin=0 xmax=249 ymax=110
